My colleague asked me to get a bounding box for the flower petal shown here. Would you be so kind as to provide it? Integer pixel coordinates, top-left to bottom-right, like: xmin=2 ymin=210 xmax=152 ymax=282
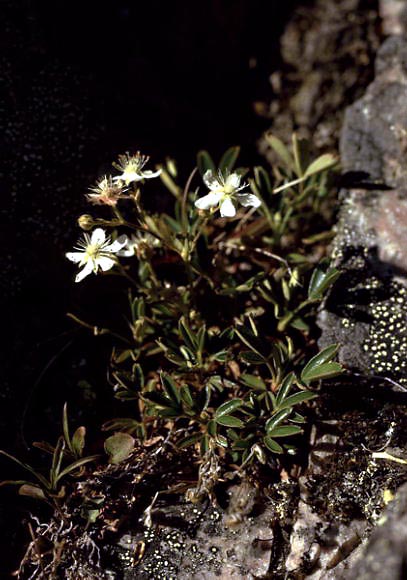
xmin=66 ymin=251 xmax=85 ymax=263
xmin=114 ymin=171 xmax=142 ymax=184
xmin=117 ymin=246 xmax=135 ymax=257
xmin=220 ymin=197 xmax=237 ymax=217
xmin=107 ymin=236 xmax=128 ymax=253
xmin=236 ymin=193 xmax=261 ymax=208
xmin=91 ymin=228 xmax=106 ymax=245
xmin=97 ymin=256 xmax=116 ymax=272
xmin=75 ymin=261 xmax=93 ymax=283
xmin=195 ymin=192 xmax=222 ymax=210
xmin=226 ymin=173 xmax=241 ymax=190
xmin=203 ymin=170 xmax=220 ymax=190
xmin=142 ymin=169 xmax=162 ymax=179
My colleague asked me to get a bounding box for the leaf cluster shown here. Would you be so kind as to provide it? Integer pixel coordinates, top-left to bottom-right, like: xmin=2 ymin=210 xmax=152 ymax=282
xmin=79 ymin=138 xmax=343 ymax=470
xmin=1 ymin=137 xmax=343 ymax=500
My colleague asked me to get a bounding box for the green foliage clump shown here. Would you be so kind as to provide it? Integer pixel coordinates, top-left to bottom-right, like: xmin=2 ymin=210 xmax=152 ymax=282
xmin=72 ymin=134 xmax=341 ymax=470
xmin=1 ymin=134 xmax=343 ymax=500
xmin=0 ymin=404 xmax=98 ymax=503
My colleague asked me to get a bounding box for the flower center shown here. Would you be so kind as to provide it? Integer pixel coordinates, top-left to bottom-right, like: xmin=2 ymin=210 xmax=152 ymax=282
xmin=125 ymin=161 xmax=140 ymax=174
xmin=85 ymin=244 xmax=100 ymax=259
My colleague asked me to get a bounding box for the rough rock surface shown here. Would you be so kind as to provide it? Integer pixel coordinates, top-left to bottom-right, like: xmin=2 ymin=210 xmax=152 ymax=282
xmin=310 ymin=34 xmax=407 ymax=579
xmin=283 ymin=398 xmax=407 ymax=579
xmin=380 ymin=0 xmax=407 ymax=36
xmin=343 ymin=481 xmax=407 ymax=579
xmin=113 ymin=489 xmax=288 ymax=580
xmin=319 ymin=35 xmax=407 ymax=388
xmin=259 ymin=0 xmax=380 ymax=156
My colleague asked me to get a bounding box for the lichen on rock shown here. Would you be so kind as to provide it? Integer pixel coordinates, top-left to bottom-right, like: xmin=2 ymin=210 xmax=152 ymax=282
xmin=319 ymin=36 xmax=407 ymax=388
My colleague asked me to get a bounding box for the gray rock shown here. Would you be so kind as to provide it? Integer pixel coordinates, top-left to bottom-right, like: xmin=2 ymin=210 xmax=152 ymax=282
xmin=109 ymin=480 xmax=296 ymax=580
xmin=310 ymin=33 xmax=407 ymax=580
xmin=259 ymin=0 xmax=380 ymax=156
xmin=379 ymin=0 xmax=407 ymax=36
xmin=344 ymin=482 xmax=407 ymax=579
xmin=319 ymin=36 xmax=407 ymax=387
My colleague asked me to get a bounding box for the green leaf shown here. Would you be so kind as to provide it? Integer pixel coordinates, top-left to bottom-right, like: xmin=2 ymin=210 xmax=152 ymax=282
xmin=216 ymin=415 xmax=245 ymax=428
xmin=268 ymin=425 xmax=303 ymax=438
xmin=219 ymin=146 xmax=240 ymax=173
xmin=233 ymin=438 xmax=254 ymax=453
xmin=62 ymin=403 xmax=73 ymax=454
xmin=206 ymin=376 xmax=223 ymax=391
xmin=290 ymin=317 xmax=310 ymax=332
xmin=178 ymin=318 xmax=198 ymax=352
xmin=240 ymin=351 xmax=267 ymax=365
xmin=275 ymin=372 xmax=295 ymax=406
xmin=278 ymin=390 xmax=318 ymax=410
xmin=180 ymin=385 xmax=194 ymax=409
xmin=133 ymin=297 xmax=145 ymax=319
xmin=207 ymin=420 xmax=217 ymax=436
xmin=56 ymin=455 xmax=100 ymax=482
xmin=177 ymin=434 xmax=202 ymax=449
xmin=301 ymin=362 xmax=343 ymax=385
xmin=18 ymin=483 xmax=46 ymax=501
xmin=102 ymin=418 xmax=143 ymax=435
xmin=226 ymin=429 xmax=239 ymax=441
xmin=72 ymin=426 xmax=86 ymax=458
xmin=216 ymin=435 xmax=228 ymax=448
xmin=50 ymin=437 xmax=65 ymax=488
xmin=254 ymin=166 xmax=273 ymax=194
xmin=161 ymin=373 xmax=181 ymax=404
xmin=292 ymin=133 xmax=309 ymax=177
xmin=32 ymin=441 xmax=55 ymax=455
xmin=133 ymin=364 xmax=145 ymax=390
xmin=143 ymin=391 xmax=173 ymax=408
xmin=304 ymin=153 xmax=338 ymax=178
xmin=266 ymin=409 xmax=292 ymax=432
xmin=249 ymin=392 xmax=261 ymax=414
xmin=104 ymin=433 xmax=135 ymax=465
xmin=82 ymin=507 xmax=101 ymax=524
xmin=308 ymin=266 xmax=340 ymax=300
xmin=301 ymin=344 xmax=342 ymax=385
xmin=215 ymin=398 xmax=243 ymax=418
xmin=212 ymin=350 xmax=229 ymax=362
xmin=156 ymin=407 xmax=180 ymax=418
xmin=234 ymin=325 xmax=265 ymax=354
xmin=0 ymin=449 xmax=50 ymax=489
xmin=179 ymin=345 xmax=196 ymax=363
xmin=240 ymin=374 xmax=267 ymax=390
xmin=196 ymin=325 xmax=206 ymax=353
xmin=291 ymin=412 xmax=306 ymax=424
xmin=163 ymin=214 xmax=183 ymax=233
xmin=115 ymin=391 xmax=139 ymax=401
xmin=200 ymin=434 xmax=210 ymax=454
xmin=197 ymin=150 xmax=216 ymax=177
xmin=264 ymin=436 xmax=284 ymax=454
xmin=265 ymin=132 xmax=294 ymax=171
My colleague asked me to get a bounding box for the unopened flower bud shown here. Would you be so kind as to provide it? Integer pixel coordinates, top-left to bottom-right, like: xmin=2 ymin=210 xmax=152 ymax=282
xmin=78 ymin=214 xmax=95 ymax=230
xmin=166 ymin=158 xmax=177 ymax=177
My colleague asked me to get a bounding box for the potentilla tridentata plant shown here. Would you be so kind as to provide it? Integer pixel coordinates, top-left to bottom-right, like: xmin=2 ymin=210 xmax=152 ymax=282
xmin=65 ymin=139 xmax=342 ymax=486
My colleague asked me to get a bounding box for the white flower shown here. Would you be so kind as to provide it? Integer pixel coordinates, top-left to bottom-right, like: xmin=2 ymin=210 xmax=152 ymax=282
xmin=66 ymin=228 xmax=127 ymax=283
xmin=195 ymin=170 xmax=261 ymax=218
xmin=116 ymin=231 xmax=161 ymax=257
xmin=113 ymin=152 xmax=162 ymax=185
xmin=86 ymin=175 xmax=129 ymax=206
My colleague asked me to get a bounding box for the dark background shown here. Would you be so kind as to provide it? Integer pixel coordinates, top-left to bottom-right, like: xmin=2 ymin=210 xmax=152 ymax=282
xmin=0 ymin=0 xmax=298 ymax=574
